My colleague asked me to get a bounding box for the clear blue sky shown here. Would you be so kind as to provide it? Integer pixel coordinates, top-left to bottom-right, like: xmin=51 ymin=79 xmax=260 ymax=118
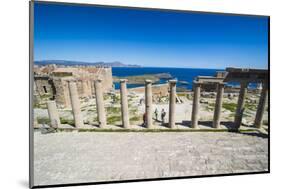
xmin=34 ymin=2 xmax=269 ymax=69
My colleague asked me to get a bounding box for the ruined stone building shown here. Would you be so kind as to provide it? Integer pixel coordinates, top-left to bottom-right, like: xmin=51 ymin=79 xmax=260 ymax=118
xmin=34 ymin=64 xmax=113 ymax=108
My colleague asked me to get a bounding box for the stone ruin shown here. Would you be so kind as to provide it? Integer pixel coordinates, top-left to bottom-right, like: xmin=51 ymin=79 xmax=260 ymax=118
xmin=36 ymin=67 xmax=268 ymax=130
xmin=34 ymin=65 xmax=114 ymax=108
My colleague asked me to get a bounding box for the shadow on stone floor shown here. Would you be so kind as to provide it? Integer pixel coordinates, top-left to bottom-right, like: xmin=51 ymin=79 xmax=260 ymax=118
xmin=235 ymin=131 xmax=268 ymax=139
xmin=180 ymin=120 xmax=235 ymax=129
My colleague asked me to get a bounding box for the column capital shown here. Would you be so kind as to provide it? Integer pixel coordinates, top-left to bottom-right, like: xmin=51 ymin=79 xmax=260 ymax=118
xmin=193 ymin=81 xmax=201 ymax=87
xmin=120 ymin=79 xmax=128 ymax=83
xmin=66 ymin=79 xmax=76 ymax=83
xmin=145 ymin=79 xmax=152 ymax=84
xmin=169 ymin=79 xmax=177 ymax=84
xmin=217 ymin=82 xmax=226 ymax=87
xmin=95 ymin=78 xmax=103 ymax=83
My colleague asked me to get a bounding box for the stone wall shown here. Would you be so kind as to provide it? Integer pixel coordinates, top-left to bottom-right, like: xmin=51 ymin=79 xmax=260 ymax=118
xmin=34 ymin=76 xmax=54 ymax=97
xmin=52 ymin=78 xmax=71 ymax=108
xmin=34 ymin=66 xmax=114 ymax=108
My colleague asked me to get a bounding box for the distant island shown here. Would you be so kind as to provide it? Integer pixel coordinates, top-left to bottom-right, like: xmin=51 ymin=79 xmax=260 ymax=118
xmin=34 ymin=60 xmax=141 ymax=67
xmin=114 ymin=73 xmax=173 ymax=84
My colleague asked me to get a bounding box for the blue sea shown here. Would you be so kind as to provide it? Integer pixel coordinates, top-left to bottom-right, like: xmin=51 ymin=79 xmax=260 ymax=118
xmin=112 ymin=67 xmax=222 ymax=90
xmin=112 ymin=67 xmax=258 ymax=90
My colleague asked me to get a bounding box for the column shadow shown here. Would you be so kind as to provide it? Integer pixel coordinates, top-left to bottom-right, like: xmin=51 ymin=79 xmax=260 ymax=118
xmin=235 ymin=131 xmax=268 ymax=139
xmin=180 ymin=120 xmax=237 ymax=130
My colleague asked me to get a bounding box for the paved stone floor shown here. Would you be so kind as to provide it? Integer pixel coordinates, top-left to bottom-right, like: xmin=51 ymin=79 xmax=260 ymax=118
xmin=33 ymin=131 xmax=268 ymax=186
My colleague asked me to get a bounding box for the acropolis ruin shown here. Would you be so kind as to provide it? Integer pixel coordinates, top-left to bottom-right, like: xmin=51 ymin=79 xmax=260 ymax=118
xmin=34 ymin=64 xmax=113 ymax=108
xmin=33 ymin=66 xmax=268 ymax=131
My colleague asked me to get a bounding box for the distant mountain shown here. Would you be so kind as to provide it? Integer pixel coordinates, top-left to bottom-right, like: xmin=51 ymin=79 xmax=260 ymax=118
xmin=34 ymin=60 xmax=141 ymax=67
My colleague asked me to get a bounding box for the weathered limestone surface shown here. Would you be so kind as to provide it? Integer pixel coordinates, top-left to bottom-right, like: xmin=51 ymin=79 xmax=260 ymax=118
xmin=169 ymin=80 xmax=177 ymax=128
xmin=53 ymin=78 xmax=71 ymax=108
xmin=191 ymin=83 xmax=201 ymax=128
xmin=254 ymin=82 xmax=268 ymax=128
xmin=68 ymin=82 xmax=84 ymax=128
xmin=94 ymin=79 xmax=107 ymax=128
xmin=213 ymin=84 xmax=224 ymax=128
xmin=90 ymin=80 xmax=95 ymax=96
xmin=47 ymin=101 xmax=60 ymax=128
xmin=34 ymin=132 xmax=268 ymax=186
xmin=234 ymin=82 xmax=248 ymax=128
xmin=34 ymin=67 xmax=114 ymax=107
xmin=82 ymin=80 xmax=91 ymax=97
xmin=145 ymin=80 xmax=153 ymax=128
xmin=120 ymin=79 xmax=130 ymax=128
xmin=34 ymin=116 xmax=39 ymax=128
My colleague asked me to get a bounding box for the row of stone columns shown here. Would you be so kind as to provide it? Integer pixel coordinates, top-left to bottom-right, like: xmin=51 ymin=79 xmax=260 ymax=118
xmin=233 ymin=81 xmax=268 ymax=129
xmin=47 ymin=80 xmax=107 ymax=128
xmin=191 ymin=82 xmax=225 ymax=129
xmin=190 ymin=81 xmax=268 ymax=129
xmin=45 ymin=78 xmax=268 ymax=130
xmin=46 ymin=79 xmax=130 ymax=129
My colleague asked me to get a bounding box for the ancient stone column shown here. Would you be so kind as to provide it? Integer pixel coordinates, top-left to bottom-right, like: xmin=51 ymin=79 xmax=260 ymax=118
xmin=68 ymin=82 xmax=84 ymax=128
xmin=88 ymin=80 xmax=92 ymax=96
xmin=191 ymin=82 xmax=201 ymax=128
xmin=91 ymin=80 xmax=95 ymax=96
xmin=254 ymin=81 xmax=268 ymax=128
xmin=94 ymin=79 xmax=107 ymax=128
xmin=47 ymin=100 xmax=61 ymax=128
xmin=234 ymin=82 xmax=248 ymax=128
xmin=213 ymin=83 xmax=224 ymax=128
xmin=120 ymin=79 xmax=130 ymax=128
xmin=169 ymin=80 xmax=177 ymax=129
xmin=145 ymin=80 xmax=153 ymax=129
xmin=82 ymin=80 xmax=92 ymax=97
xmin=33 ymin=117 xmax=38 ymax=128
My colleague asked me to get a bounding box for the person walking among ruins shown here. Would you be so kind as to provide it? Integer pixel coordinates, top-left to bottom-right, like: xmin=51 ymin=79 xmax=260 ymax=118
xmin=142 ymin=112 xmax=147 ymax=127
xmin=139 ymin=98 xmax=144 ymax=105
xmin=154 ymin=108 xmax=158 ymax=121
xmin=161 ymin=109 xmax=166 ymax=124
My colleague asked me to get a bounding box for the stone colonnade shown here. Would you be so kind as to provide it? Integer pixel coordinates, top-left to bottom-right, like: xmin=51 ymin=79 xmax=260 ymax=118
xmin=191 ymin=82 xmax=225 ymax=129
xmin=190 ymin=80 xmax=268 ymax=129
xmin=43 ymin=78 xmax=268 ymax=130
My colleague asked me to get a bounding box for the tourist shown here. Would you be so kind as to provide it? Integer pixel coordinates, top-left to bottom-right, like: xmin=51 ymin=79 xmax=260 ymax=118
xmin=142 ymin=112 xmax=147 ymax=126
xmin=139 ymin=98 xmax=144 ymax=105
xmin=161 ymin=109 xmax=166 ymax=123
xmin=154 ymin=108 xmax=158 ymax=121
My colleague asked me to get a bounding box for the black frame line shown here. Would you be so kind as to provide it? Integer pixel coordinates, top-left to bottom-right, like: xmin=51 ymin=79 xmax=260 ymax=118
xmin=29 ymin=0 xmax=270 ymax=188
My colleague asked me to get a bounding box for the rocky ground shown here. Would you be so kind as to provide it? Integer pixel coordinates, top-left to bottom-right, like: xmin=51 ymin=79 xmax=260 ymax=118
xmin=33 ymin=131 xmax=268 ymax=186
